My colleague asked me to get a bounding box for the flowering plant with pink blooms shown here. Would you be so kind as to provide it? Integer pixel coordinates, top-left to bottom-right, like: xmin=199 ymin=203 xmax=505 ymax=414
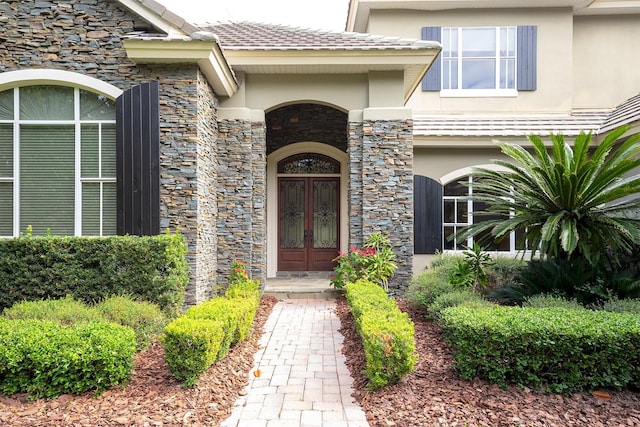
xmin=330 ymin=233 xmax=397 ymax=291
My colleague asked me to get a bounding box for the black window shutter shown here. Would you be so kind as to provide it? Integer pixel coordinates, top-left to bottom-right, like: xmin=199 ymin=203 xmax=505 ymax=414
xmin=517 ymin=25 xmax=537 ymax=91
xmin=421 ymin=27 xmax=442 ymax=91
xmin=115 ymin=81 xmax=161 ymax=236
xmin=414 ymin=175 xmax=443 ymax=254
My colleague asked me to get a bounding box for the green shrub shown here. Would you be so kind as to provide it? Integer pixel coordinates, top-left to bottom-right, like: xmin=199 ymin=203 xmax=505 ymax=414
xmin=428 ymin=290 xmax=488 ymax=319
xmin=486 ymin=256 xmax=526 ymax=290
xmin=0 ymin=232 xmax=188 ymax=317
xmin=600 ymin=297 xmax=640 ymax=314
xmin=0 ymin=319 xmax=136 ymax=399
xmin=523 ymin=294 xmax=584 ymax=310
xmin=405 ymin=265 xmax=457 ymax=310
xmin=344 ymin=280 xmax=417 ymax=390
xmin=185 ymin=298 xmax=238 ymax=360
xmin=160 ymin=317 xmax=225 ymax=387
xmin=95 ymin=295 xmax=167 ymax=351
xmin=2 ymin=295 xmax=103 ymax=325
xmin=440 ymin=305 xmax=640 ymax=394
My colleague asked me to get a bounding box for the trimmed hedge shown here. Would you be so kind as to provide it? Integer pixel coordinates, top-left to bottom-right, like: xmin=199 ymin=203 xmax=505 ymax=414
xmin=344 ymin=280 xmax=417 ymax=390
xmin=440 ymin=305 xmax=640 ymax=394
xmin=0 ymin=319 xmax=136 ymax=399
xmin=0 ymin=232 xmax=188 ymax=318
xmin=161 ymin=317 xmax=225 ymax=387
xmin=161 ymin=270 xmax=262 ymax=386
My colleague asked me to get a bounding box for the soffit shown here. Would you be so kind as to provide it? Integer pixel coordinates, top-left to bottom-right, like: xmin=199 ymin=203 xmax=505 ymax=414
xmin=206 ymin=22 xmax=441 ymax=102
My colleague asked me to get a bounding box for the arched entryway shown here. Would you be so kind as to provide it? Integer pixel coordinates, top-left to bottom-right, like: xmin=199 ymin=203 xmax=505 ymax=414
xmin=265 ymin=103 xmax=349 ymax=278
xmin=267 ymin=143 xmax=348 ymax=278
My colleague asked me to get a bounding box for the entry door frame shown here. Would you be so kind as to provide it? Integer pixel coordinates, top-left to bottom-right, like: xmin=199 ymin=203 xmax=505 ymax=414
xmin=277 ymin=176 xmax=340 ymax=271
xmin=266 ymin=143 xmax=348 ymax=278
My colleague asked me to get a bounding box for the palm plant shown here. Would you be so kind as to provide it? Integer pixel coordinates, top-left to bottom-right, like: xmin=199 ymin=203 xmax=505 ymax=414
xmin=463 ymin=125 xmax=640 ymax=267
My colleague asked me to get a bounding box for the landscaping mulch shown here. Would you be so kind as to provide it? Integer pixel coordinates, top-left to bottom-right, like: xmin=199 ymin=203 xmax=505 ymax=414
xmin=0 ymin=295 xmax=279 ymax=427
xmin=335 ymin=296 xmax=640 ymax=427
xmin=2 ymin=294 xmax=639 ymax=426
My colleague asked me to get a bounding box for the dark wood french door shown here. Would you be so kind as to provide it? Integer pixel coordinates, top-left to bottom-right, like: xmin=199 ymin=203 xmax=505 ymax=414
xmin=278 ymin=177 xmax=339 ymax=271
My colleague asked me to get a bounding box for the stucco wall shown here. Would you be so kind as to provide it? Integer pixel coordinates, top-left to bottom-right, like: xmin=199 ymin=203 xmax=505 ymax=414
xmin=573 ymin=14 xmax=640 ymax=109
xmin=0 ymin=0 xmax=219 ymax=305
xmin=367 ymin=8 xmax=574 ymax=114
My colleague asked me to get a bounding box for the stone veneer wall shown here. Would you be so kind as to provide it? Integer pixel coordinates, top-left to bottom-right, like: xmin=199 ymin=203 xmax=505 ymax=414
xmin=216 ymin=119 xmax=260 ymax=287
xmin=0 ymin=0 xmax=219 ymax=306
xmin=349 ymin=119 xmax=414 ymax=292
xmin=250 ymin=121 xmax=267 ymax=285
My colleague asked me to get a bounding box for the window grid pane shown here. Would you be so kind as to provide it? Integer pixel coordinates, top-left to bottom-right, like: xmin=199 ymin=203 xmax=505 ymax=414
xmin=0 ymin=124 xmax=13 ymax=177
xmin=20 ymin=125 xmax=75 ymax=236
xmin=0 ymin=182 xmax=13 ymax=236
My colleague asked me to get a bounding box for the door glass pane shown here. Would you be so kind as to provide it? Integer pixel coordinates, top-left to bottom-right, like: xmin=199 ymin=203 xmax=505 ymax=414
xmin=313 ymin=180 xmax=337 ymax=249
xmin=280 ymin=180 xmax=305 ymax=249
xmin=0 ymin=124 xmax=12 ymax=177
xmin=0 ymin=89 xmax=13 ymax=120
xmin=19 ymin=86 xmax=74 ymax=120
xmin=20 ymin=125 xmax=75 ymax=235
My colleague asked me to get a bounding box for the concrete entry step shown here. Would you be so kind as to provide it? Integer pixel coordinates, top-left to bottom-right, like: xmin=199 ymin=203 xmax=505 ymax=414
xmin=264 ymin=272 xmax=339 ymax=299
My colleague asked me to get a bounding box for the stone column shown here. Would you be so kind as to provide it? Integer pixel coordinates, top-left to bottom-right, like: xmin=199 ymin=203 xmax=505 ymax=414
xmin=216 ymin=108 xmax=267 ymax=289
xmin=349 ymin=108 xmax=414 ymax=292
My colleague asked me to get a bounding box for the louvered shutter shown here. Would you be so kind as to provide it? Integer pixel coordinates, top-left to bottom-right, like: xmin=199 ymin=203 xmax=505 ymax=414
xmin=414 ymin=175 xmax=443 ymax=254
xmin=422 ymin=27 xmax=442 ymax=91
xmin=115 ymin=82 xmax=161 ymax=236
xmin=517 ymin=26 xmax=537 ymax=91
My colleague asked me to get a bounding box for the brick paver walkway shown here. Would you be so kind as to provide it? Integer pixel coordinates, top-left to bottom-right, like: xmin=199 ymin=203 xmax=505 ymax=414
xmin=221 ymin=299 xmax=370 ymax=427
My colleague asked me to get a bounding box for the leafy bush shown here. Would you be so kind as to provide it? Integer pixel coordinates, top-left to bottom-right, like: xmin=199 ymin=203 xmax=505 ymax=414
xmin=427 ymin=290 xmax=489 ymax=319
xmin=523 ymin=294 xmax=584 ymax=310
xmin=331 ymin=233 xmax=397 ymax=290
xmin=185 ymin=298 xmax=238 ymax=360
xmin=344 ymin=280 xmax=417 ymax=390
xmin=0 ymin=319 xmax=136 ymax=399
xmin=0 ymin=232 xmax=188 ymax=317
xmin=161 ymin=259 xmax=261 ymax=386
xmin=2 ymin=295 xmax=103 ymax=325
xmin=95 ymin=295 xmax=167 ymax=351
xmin=160 ymin=317 xmax=225 ymax=387
xmin=440 ymin=305 xmax=640 ymax=394
xmin=405 ymin=257 xmax=460 ymax=310
xmin=449 ymin=243 xmax=493 ymax=290
xmin=485 ymin=256 xmax=526 ymax=290
xmin=600 ymin=297 xmax=640 ymax=315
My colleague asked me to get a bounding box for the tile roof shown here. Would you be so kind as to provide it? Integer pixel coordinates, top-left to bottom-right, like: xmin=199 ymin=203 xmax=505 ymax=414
xmin=413 ymin=111 xmax=611 ymax=137
xmin=599 ymin=92 xmax=640 ymax=134
xmin=201 ymin=22 xmax=440 ymax=51
xmin=414 ymin=92 xmax=640 ymax=138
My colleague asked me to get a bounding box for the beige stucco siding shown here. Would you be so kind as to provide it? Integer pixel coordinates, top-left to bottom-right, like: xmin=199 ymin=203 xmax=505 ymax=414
xmin=221 ymin=73 xmax=370 ymax=112
xmin=367 ymin=8 xmax=574 ymax=114
xmin=573 ymin=15 xmax=640 ymax=110
xmin=414 ymin=146 xmax=512 ymax=182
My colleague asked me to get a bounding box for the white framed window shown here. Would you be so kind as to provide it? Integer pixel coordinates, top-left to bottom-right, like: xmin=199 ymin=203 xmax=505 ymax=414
xmin=441 ymin=26 xmax=517 ymax=96
xmin=443 ymin=175 xmax=527 ymax=252
xmin=0 ymin=85 xmax=116 ymax=237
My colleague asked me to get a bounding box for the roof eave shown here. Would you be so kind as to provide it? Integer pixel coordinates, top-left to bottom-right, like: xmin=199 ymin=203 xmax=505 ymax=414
xmin=116 ymin=0 xmax=199 ymax=36
xmin=122 ymin=39 xmax=238 ymax=97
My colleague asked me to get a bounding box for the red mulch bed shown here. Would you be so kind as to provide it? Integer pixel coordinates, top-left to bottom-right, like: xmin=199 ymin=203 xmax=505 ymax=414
xmin=0 ymin=296 xmax=279 ymax=427
xmin=2 ymin=295 xmax=639 ymax=426
xmin=335 ymin=296 xmax=640 ymax=427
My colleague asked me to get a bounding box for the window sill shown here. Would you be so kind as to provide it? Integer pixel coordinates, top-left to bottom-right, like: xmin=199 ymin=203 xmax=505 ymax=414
xmin=440 ymin=89 xmax=518 ymax=98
